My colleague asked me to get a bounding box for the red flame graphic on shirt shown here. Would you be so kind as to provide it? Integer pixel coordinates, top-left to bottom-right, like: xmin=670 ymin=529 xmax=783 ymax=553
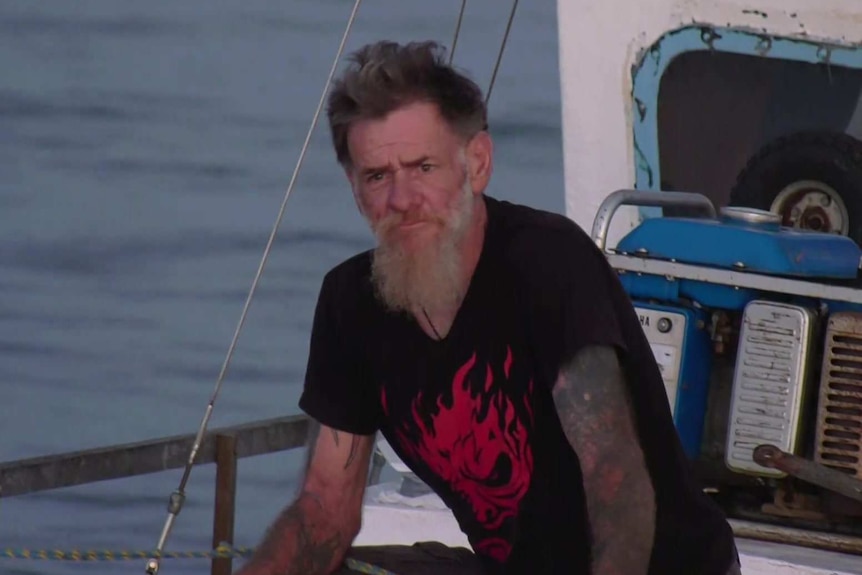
xmin=382 ymin=347 xmax=534 ymax=562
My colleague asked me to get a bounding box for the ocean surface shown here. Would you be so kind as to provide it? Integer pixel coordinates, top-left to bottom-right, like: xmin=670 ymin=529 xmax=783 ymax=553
xmin=0 ymin=1 xmax=564 ymax=573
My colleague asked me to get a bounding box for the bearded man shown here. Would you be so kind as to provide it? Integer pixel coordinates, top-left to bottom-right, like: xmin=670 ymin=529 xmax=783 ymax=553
xmin=235 ymin=40 xmax=739 ymax=575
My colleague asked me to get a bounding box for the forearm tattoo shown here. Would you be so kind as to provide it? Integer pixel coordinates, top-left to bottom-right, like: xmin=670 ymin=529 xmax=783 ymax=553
xmin=249 ymin=492 xmax=344 ymax=575
xmin=552 ymin=345 xmax=656 ymax=575
xmin=242 ymin=421 xmax=361 ymax=574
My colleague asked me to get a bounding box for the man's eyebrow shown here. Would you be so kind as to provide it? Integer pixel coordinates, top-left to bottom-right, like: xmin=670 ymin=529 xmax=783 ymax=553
xmin=359 ymin=163 xmax=390 ymax=176
xmin=402 ymin=155 xmax=431 ymax=167
xmin=359 ymin=156 xmax=433 ymax=175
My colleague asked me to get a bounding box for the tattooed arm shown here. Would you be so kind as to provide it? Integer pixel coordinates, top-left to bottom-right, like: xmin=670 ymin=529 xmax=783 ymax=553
xmin=552 ymin=345 xmax=656 ymax=575
xmin=235 ymin=420 xmax=375 ymax=575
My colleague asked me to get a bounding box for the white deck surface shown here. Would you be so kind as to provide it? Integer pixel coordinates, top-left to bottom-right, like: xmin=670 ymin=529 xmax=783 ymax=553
xmin=357 ymin=482 xmax=862 ymax=575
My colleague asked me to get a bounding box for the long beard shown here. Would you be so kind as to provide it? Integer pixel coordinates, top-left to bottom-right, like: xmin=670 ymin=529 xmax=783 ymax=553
xmin=370 ymin=181 xmax=475 ymax=315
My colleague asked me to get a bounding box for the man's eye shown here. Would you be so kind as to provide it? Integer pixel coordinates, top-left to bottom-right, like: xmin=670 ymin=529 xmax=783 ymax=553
xmin=420 ymin=163 xmax=433 ymax=172
xmin=366 ymin=172 xmax=384 ymax=182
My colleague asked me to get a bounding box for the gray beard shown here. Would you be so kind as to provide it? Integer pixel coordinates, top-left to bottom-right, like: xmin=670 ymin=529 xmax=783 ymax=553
xmin=370 ymin=184 xmax=475 ymax=316
xmin=370 ymin=225 xmax=463 ymax=315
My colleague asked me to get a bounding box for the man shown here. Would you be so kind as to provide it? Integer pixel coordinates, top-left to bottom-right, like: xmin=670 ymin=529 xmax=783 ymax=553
xmin=236 ymin=40 xmax=739 ymax=575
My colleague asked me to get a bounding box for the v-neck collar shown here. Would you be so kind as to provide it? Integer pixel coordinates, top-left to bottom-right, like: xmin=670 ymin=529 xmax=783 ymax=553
xmin=410 ymin=195 xmax=500 ymax=347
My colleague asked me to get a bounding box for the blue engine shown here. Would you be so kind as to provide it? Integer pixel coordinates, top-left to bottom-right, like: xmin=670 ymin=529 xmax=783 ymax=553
xmin=633 ymin=301 xmax=712 ymax=458
xmin=616 ymin=207 xmax=862 ymax=311
xmin=607 ymin=201 xmax=862 ymax=465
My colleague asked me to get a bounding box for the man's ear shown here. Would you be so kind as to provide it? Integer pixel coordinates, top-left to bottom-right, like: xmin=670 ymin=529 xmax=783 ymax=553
xmin=466 ymin=131 xmax=493 ymax=194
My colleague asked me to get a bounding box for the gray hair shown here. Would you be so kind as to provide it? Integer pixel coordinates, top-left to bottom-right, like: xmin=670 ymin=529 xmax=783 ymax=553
xmin=326 ymin=40 xmax=488 ymax=168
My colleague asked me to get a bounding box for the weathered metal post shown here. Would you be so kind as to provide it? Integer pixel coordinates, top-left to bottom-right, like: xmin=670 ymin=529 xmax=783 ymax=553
xmin=212 ymin=434 xmax=238 ymax=575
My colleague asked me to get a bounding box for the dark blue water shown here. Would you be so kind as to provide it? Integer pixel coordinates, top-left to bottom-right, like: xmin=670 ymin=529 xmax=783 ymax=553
xmin=0 ymin=1 xmax=564 ymax=573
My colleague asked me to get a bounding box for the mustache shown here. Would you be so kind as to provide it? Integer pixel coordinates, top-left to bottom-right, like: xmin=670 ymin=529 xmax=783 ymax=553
xmin=375 ymin=210 xmax=445 ymax=235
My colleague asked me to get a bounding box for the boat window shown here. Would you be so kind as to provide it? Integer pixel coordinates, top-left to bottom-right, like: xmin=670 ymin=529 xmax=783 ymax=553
xmin=656 ymin=50 xmax=862 ymax=208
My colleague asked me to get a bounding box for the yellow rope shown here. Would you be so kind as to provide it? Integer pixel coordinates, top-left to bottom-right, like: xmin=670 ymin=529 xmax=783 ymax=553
xmin=2 ymin=544 xmax=249 ymax=561
xmin=1 ymin=545 xmax=399 ymax=574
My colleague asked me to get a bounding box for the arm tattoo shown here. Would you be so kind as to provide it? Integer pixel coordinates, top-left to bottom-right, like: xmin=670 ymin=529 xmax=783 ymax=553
xmin=239 ymin=420 xmax=368 ymax=574
xmin=552 ymin=345 xmax=656 ymax=575
xmin=329 ymin=430 xmax=360 ymax=469
xmin=305 ymin=422 xmax=361 ymax=471
xmin=302 ymin=421 xmax=323 ymax=480
xmin=344 ymin=436 xmax=360 ymax=469
xmin=243 ymin=491 xmax=345 ymax=575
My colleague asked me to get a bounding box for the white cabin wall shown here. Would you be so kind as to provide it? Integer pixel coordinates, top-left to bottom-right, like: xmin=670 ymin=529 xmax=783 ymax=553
xmin=557 ymin=0 xmax=862 ymax=245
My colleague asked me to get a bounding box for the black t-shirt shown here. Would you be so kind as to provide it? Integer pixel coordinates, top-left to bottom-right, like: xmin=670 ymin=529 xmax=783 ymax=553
xmin=299 ymin=196 xmax=735 ymax=574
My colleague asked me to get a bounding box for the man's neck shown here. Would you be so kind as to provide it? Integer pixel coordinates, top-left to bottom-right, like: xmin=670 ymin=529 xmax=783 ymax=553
xmin=416 ymin=197 xmax=488 ymax=339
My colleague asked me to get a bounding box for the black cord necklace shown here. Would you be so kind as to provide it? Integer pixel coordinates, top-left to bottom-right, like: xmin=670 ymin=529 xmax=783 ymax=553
xmin=421 ymin=307 xmax=443 ymax=341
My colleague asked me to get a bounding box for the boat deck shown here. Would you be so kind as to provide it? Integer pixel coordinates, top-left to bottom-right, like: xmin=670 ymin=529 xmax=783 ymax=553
xmin=356 ymin=482 xmax=862 ymax=575
xmin=736 ymin=538 xmax=862 ymax=575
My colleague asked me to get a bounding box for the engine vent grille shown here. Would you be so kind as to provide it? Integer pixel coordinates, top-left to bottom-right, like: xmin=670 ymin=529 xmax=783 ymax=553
xmin=816 ymin=313 xmax=862 ymax=478
xmin=725 ymin=301 xmax=813 ymax=477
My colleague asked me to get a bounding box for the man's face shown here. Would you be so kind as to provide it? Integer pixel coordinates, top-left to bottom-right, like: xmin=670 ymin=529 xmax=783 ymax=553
xmin=345 ymin=101 xmax=485 ymax=313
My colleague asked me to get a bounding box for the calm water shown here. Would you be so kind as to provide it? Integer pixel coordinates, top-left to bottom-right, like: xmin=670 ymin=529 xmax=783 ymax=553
xmin=0 ymin=1 xmax=564 ymax=573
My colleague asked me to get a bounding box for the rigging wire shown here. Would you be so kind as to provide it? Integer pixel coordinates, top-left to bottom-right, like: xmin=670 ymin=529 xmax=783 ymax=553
xmin=449 ymin=0 xmax=467 ymax=64
xmin=486 ymin=0 xmax=519 ymax=106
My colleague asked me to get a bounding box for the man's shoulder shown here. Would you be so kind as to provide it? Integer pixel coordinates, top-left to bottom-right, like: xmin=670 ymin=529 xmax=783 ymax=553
xmin=319 ymin=249 xmax=374 ymax=302
xmin=325 ymin=249 xmax=373 ymax=281
xmin=488 ymin=196 xmax=603 ymax=273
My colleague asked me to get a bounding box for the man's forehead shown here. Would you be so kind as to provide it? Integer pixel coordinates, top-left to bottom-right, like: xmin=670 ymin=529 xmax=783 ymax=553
xmin=346 ymin=104 xmax=462 ymax=166
xmin=350 ymin=133 xmax=453 ymax=169
xmin=355 ymin=138 xmax=429 ymax=158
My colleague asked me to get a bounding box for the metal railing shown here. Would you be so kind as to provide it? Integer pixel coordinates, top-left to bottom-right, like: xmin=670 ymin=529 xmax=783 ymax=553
xmin=0 ymin=414 xmax=312 ymax=575
xmin=6 ymin=413 xmax=862 ymax=571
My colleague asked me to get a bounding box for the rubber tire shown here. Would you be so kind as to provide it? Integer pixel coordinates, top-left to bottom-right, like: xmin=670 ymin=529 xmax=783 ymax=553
xmin=729 ymin=131 xmax=862 ymax=246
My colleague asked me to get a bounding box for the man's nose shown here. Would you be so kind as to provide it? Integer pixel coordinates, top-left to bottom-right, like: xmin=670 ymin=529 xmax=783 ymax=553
xmin=386 ymin=170 xmax=418 ymax=212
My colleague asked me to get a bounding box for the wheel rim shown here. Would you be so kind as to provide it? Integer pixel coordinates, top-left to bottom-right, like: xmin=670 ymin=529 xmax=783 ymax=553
xmin=769 ymin=180 xmax=850 ymax=235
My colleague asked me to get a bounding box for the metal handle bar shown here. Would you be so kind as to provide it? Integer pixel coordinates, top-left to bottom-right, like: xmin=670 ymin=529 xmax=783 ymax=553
xmin=590 ymin=189 xmax=717 ymax=251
